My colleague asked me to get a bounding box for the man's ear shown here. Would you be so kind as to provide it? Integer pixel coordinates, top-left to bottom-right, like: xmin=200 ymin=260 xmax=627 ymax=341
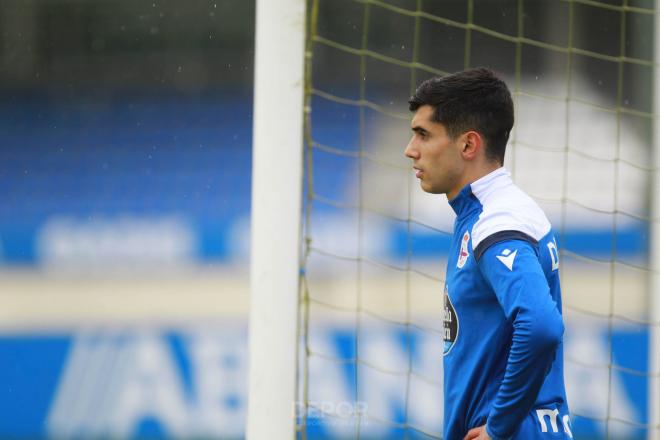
xmin=461 ymin=131 xmax=483 ymax=161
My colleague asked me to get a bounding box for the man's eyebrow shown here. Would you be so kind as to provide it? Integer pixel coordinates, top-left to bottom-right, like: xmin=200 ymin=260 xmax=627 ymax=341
xmin=412 ymin=126 xmax=429 ymax=134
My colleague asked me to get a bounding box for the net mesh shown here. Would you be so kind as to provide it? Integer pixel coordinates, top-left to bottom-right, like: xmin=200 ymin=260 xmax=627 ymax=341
xmin=298 ymin=0 xmax=659 ymax=438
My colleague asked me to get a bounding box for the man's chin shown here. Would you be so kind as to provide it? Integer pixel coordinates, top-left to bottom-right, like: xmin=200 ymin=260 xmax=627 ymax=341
xmin=420 ymin=181 xmax=443 ymax=194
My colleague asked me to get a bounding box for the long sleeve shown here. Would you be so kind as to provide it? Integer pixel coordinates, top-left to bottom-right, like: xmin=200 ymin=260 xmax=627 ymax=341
xmin=477 ymin=239 xmax=564 ymax=440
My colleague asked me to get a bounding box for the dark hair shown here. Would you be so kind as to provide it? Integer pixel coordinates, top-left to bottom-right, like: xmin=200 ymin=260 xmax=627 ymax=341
xmin=408 ymin=67 xmax=514 ymax=164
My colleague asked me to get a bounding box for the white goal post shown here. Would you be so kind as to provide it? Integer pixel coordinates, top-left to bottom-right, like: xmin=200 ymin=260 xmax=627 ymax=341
xmin=247 ymin=0 xmax=307 ymax=439
xmin=650 ymin=3 xmax=660 ymax=439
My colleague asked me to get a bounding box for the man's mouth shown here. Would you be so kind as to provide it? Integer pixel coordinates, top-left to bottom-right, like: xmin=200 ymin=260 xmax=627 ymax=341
xmin=413 ymin=167 xmax=423 ymax=178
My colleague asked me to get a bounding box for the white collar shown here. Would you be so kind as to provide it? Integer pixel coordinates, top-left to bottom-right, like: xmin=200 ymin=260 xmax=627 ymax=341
xmin=470 ymin=167 xmax=511 ymax=200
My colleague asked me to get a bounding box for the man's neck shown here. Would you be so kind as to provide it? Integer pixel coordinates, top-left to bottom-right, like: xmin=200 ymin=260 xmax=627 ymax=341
xmin=447 ymin=162 xmax=502 ymax=201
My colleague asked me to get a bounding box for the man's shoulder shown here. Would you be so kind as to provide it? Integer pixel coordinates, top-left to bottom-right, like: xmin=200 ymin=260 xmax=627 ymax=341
xmin=470 ymin=180 xmax=552 ymax=253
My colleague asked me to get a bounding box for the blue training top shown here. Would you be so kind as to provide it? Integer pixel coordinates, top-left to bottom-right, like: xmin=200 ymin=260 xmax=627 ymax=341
xmin=443 ymin=167 xmax=571 ymax=440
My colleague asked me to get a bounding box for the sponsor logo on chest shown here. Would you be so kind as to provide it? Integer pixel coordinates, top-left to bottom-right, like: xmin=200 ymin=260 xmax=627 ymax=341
xmin=443 ymin=285 xmax=459 ymax=355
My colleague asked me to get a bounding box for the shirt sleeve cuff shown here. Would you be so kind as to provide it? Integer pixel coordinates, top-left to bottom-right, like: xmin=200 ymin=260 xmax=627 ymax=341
xmin=485 ymin=423 xmax=511 ymax=440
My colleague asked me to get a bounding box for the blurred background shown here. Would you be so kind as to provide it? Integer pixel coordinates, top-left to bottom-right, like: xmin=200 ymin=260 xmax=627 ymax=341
xmin=0 ymin=0 xmax=656 ymax=438
xmin=0 ymin=1 xmax=254 ymax=437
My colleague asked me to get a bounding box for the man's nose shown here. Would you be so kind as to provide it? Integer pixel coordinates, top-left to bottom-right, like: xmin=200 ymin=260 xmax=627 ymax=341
xmin=404 ymin=139 xmax=418 ymax=159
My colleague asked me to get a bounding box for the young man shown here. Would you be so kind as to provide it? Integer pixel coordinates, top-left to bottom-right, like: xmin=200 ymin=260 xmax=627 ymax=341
xmin=404 ymin=68 xmax=571 ymax=440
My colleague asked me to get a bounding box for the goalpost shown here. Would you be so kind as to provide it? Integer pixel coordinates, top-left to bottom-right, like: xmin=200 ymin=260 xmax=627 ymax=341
xmin=249 ymin=0 xmax=660 ymax=438
xmin=649 ymin=3 xmax=660 ymax=438
xmin=247 ymin=0 xmax=306 ymax=438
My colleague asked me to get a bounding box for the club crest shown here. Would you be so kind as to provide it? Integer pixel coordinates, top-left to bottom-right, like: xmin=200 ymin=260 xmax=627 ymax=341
xmin=457 ymin=231 xmax=470 ymax=268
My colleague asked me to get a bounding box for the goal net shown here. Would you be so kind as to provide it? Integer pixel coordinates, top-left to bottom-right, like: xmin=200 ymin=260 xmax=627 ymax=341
xmin=295 ymin=0 xmax=659 ymax=439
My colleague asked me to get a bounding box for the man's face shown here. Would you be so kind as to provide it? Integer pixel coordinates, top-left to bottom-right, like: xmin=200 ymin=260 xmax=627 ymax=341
xmin=404 ymin=105 xmax=465 ymax=197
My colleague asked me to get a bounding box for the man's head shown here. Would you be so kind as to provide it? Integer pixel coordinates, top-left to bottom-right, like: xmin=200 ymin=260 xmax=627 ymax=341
xmin=404 ymin=67 xmax=514 ymax=198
